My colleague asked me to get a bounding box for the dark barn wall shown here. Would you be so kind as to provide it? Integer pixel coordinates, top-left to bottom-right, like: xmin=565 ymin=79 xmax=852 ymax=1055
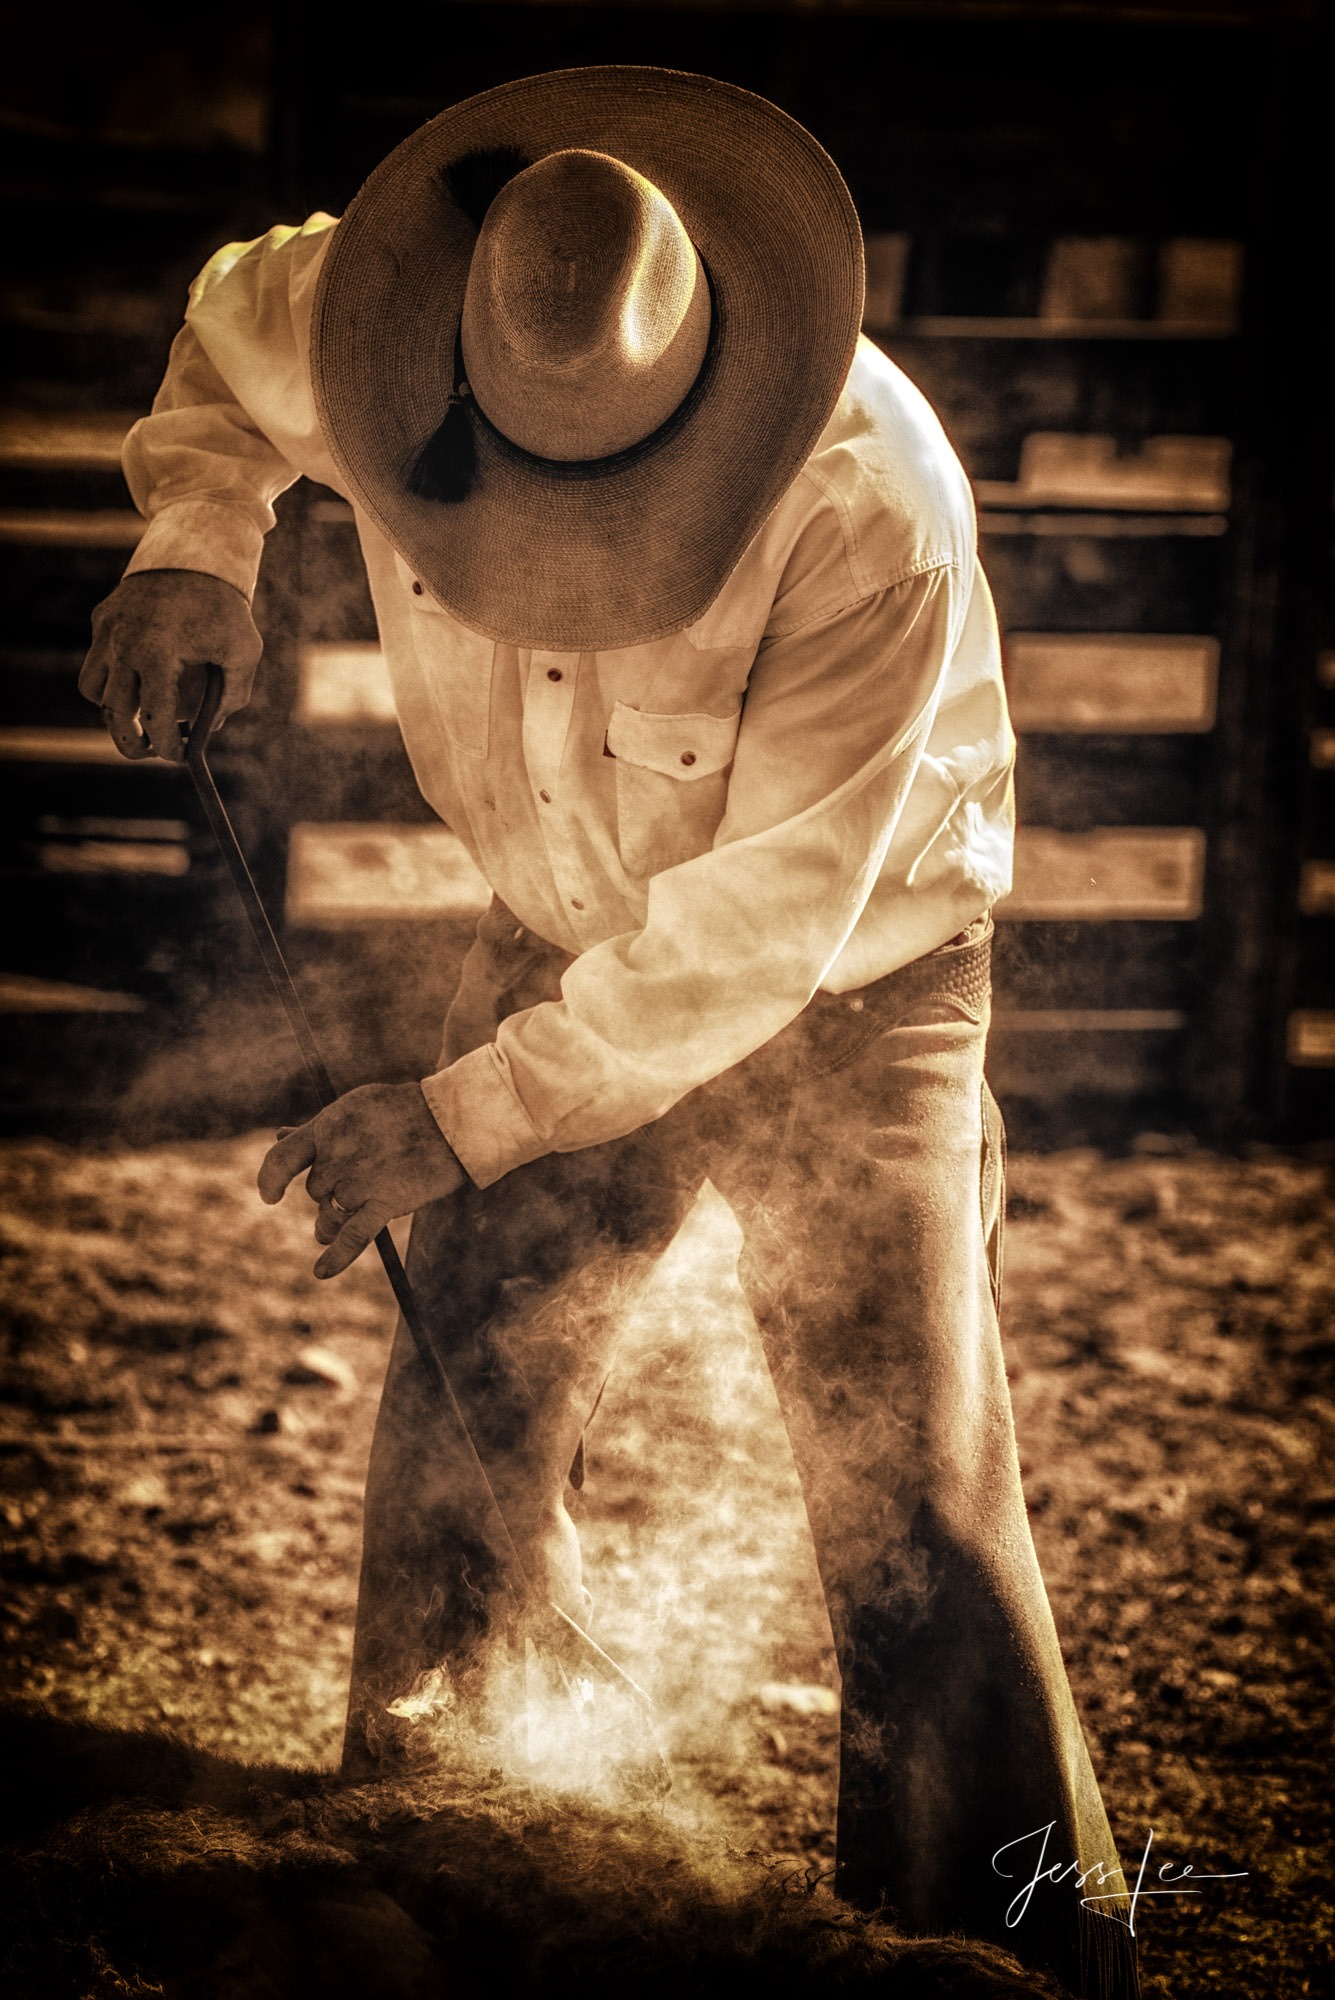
xmin=2 ymin=0 xmax=1331 ymax=1146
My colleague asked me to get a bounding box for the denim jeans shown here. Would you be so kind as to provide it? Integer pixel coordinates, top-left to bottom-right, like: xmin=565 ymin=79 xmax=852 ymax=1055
xmin=342 ymin=901 xmax=1139 ymax=1999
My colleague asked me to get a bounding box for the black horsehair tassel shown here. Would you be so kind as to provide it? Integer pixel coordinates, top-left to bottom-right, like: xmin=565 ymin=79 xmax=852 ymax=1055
xmin=409 ymin=380 xmax=477 ymax=505
xmin=442 ymin=144 xmax=531 ymax=230
xmin=411 ymin=147 xmax=533 ymax=503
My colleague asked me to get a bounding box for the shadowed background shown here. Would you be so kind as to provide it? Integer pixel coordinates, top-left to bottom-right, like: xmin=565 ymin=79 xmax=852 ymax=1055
xmin=2 ymin=0 xmax=1332 ymax=1148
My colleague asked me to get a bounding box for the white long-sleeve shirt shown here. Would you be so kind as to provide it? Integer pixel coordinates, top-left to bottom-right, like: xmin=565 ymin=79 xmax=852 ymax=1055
xmin=122 ymin=214 xmax=1015 ymax=1187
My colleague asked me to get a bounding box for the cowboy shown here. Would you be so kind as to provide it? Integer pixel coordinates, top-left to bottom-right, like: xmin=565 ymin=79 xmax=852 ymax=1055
xmin=79 ymin=67 xmax=1136 ymax=1997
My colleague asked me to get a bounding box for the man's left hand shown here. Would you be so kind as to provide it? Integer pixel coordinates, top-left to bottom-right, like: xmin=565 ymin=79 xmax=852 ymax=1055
xmin=258 ymin=1082 xmax=466 ymax=1277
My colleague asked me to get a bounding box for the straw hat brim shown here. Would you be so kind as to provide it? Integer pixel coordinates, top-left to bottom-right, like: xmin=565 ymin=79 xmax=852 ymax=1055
xmin=311 ymin=66 xmax=864 ymax=652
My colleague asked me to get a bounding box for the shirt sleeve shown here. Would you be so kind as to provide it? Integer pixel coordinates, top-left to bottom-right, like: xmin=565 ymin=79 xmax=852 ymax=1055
xmin=422 ymin=562 xmax=978 ymax=1187
xmin=122 ymin=216 xmax=343 ymax=599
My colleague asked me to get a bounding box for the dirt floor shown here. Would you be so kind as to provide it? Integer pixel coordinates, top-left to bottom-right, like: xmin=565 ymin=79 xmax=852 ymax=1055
xmin=0 ymin=1133 xmax=1331 ymax=1996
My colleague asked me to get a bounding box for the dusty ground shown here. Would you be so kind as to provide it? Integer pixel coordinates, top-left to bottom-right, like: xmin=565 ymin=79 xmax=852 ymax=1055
xmin=0 ymin=1134 xmax=1331 ymax=1996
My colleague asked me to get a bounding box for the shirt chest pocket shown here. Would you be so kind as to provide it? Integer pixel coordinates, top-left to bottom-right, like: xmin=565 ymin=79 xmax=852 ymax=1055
xmin=396 ymin=557 xmax=494 ymax=760
xmin=606 ymin=701 xmax=741 ymax=880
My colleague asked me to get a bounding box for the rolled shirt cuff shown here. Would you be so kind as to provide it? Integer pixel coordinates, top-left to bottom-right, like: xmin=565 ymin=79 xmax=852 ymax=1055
xmin=123 ymin=500 xmax=267 ymax=604
xmin=419 ymin=1042 xmax=550 ymax=1190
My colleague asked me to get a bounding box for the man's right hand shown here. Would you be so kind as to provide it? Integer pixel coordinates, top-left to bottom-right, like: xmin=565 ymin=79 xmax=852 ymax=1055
xmin=78 ymin=569 xmax=263 ymax=763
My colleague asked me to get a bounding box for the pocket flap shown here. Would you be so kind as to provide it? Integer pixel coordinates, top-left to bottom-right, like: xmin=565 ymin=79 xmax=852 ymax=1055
xmin=605 ymin=701 xmax=741 ymax=780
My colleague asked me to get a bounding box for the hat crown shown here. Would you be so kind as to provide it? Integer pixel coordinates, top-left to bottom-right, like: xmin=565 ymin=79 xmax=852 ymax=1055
xmin=460 ymin=148 xmax=711 ymax=461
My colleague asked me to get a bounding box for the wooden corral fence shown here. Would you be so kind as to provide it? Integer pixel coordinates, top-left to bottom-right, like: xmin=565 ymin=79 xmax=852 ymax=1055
xmin=2 ymin=2 xmax=1331 ymax=1145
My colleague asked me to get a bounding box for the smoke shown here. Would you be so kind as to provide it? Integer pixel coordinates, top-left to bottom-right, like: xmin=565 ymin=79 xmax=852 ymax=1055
xmin=358 ymin=1184 xmax=837 ymax=1820
xmin=103 ymin=915 xmax=474 ymax=1143
xmin=566 ymin=1187 xmax=844 ymax=1799
xmin=385 ymin=1645 xmax=670 ymax=1807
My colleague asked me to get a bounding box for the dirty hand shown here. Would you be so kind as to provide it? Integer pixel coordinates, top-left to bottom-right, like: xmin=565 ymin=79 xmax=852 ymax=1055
xmin=257 ymin=1083 xmax=466 ymax=1278
xmin=78 ymin=568 xmax=263 ymax=763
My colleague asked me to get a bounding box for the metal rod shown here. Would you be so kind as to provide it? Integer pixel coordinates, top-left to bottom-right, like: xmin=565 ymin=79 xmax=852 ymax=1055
xmin=182 ymin=669 xmax=654 ymax=1715
xmin=184 ymin=675 xmax=495 ymax=1465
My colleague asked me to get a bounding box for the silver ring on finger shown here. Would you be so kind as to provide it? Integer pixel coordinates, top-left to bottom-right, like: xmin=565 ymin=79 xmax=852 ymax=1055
xmin=329 ymin=1194 xmax=351 ymax=1216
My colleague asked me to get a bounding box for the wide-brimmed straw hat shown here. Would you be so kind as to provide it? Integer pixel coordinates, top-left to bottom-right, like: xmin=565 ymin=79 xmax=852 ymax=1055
xmin=311 ymin=66 xmax=864 ymax=652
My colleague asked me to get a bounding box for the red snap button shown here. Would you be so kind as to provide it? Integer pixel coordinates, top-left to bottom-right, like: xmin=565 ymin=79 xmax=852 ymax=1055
xmin=547 ymin=667 xmax=563 ymax=682
xmin=412 ymin=580 xmax=424 ymax=596
xmin=680 ymin=750 xmax=696 ymax=766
